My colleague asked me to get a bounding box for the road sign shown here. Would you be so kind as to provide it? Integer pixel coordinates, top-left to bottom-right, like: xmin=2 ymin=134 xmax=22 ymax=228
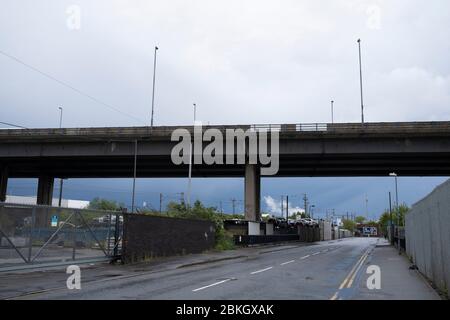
xmin=363 ymin=226 xmax=377 ymax=236
xmin=51 ymin=215 xmax=58 ymax=227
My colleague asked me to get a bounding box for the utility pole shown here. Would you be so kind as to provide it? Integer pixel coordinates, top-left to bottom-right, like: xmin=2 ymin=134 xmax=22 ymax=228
xmin=219 ymin=201 xmax=223 ymax=214
xmin=303 ymin=194 xmax=308 ymax=217
xmin=365 ymin=194 xmax=369 ymax=220
xmin=286 ymin=195 xmax=289 ymax=222
xmin=231 ymin=198 xmax=236 ymax=215
xmin=58 ymin=178 xmax=64 ymax=207
xmin=159 ymin=193 xmax=163 ymax=214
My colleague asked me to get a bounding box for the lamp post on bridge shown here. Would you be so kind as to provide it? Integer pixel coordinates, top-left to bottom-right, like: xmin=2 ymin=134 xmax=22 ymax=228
xmin=58 ymin=106 xmax=65 ymax=207
xmin=357 ymin=39 xmax=365 ymax=125
xmin=150 ymin=46 xmax=159 ymax=129
xmin=331 ymin=100 xmax=334 ymax=124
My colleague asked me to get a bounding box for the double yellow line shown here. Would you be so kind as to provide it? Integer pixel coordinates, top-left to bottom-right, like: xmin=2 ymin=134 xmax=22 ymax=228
xmin=330 ymin=249 xmax=370 ymax=300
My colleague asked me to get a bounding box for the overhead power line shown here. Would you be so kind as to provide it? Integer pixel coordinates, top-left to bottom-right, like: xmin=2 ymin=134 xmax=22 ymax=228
xmin=0 ymin=49 xmax=146 ymax=125
xmin=0 ymin=121 xmax=28 ymax=129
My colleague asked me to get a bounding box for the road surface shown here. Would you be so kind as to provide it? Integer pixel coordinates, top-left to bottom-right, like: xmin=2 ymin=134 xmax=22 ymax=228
xmin=3 ymin=237 xmax=440 ymax=300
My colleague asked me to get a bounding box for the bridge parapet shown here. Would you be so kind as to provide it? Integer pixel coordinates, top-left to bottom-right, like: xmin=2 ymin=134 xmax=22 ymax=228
xmin=1 ymin=121 xmax=450 ymax=142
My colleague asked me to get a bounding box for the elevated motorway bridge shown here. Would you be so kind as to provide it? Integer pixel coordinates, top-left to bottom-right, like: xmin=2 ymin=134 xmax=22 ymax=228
xmin=1 ymin=121 xmax=450 ymax=220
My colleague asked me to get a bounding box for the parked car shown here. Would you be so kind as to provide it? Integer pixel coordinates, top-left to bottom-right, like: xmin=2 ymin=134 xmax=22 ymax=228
xmin=301 ymin=218 xmax=318 ymax=226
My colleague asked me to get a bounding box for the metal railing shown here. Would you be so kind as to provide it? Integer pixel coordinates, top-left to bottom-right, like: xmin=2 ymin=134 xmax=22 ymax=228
xmin=0 ymin=202 xmax=123 ymax=271
xmin=1 ymin=121 xmax=450 ymax=141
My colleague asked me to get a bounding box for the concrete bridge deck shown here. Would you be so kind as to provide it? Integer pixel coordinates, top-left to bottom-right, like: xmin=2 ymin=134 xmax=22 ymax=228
xmin=1 ymin=121 xmax=450 ymax=219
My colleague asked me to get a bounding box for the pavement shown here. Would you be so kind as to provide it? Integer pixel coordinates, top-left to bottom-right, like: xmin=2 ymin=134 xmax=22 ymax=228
xmin=0 ymin=237 xmax=441 ymax=300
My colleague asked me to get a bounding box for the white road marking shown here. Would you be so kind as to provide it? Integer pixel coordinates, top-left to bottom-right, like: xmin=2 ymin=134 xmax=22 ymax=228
xmin=250 ymin=267 xmax=273 ymax=274
xmin=312 ymin=252 xmax=320 ymax=256
xmin=192 ymin=279 xmax=231 ymax=292
xmin=280 ymin=260 xmax=295 ymax=266
xmin=300 ymin=255 xmax=310 ymax=260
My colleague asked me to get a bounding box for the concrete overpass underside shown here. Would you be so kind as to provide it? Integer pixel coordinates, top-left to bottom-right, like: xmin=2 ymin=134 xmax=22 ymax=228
xmin=3 ymin=153 xmax=450 ymax=178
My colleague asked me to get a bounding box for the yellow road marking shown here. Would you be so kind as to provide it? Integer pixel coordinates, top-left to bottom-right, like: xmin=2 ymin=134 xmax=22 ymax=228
xmin=330 ymin=248 xmax=371 ymax=300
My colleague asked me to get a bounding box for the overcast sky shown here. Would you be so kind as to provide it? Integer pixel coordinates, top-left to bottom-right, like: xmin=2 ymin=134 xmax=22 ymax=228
xmin=1 ymin=1 xmax=449 ymax=218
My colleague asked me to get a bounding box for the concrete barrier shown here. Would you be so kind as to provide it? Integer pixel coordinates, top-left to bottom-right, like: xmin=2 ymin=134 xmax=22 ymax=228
xmin=406 ymin=179 xmax=450 ymax=295
xmin=319 ymin=221 xmax=332 ymax=241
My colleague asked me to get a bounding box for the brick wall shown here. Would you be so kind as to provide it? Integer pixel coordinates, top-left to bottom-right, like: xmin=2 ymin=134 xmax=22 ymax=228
xmin=122 ymin=214 xmax=215 ymax=263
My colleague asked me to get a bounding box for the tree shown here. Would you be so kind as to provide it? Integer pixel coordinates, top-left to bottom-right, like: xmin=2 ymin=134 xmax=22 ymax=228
xmin=342 ymin=219 xmax=356 ymax=232
xmin=378 ymin=204 xmax=409 ymax=235
xmin=354 ymin=216 xmax=366 ymax=224
xmin=88 ymin=197 xmax=124 ymax=211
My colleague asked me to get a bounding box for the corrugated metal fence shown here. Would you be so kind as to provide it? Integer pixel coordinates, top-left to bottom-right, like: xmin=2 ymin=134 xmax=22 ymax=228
xmin=406 ymin=179 xmax=450 ymax=295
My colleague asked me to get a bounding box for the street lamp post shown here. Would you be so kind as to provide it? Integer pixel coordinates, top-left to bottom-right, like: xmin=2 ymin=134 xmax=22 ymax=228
xmin=331 ymin=100 xmax=334 ymax=124
xmin=389 ymin=191 xmax=394 ymax=245
xmin=58 ymin=106 xmax=63 ymax=128
xmin=58 ymin=106 xmax=64 ymax=207
xmin=131 ymin=139 xmax=138 ymax=213
xmin=150 ymin=46 xmax=159 ymax=128
xmin=390 ymin=172 xmax=401 ymax=253
xmin=357 ymin=39 xmax=365 ymax=125
xmin=187 ymin=103 xmax=196 ymax=210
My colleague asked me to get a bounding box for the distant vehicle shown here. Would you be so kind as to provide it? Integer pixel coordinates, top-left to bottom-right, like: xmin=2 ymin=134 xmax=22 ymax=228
xmin=272 ymin=217 xmax=288 ymax=228
xmin=301 ymin=218 xmax=317 ymax=226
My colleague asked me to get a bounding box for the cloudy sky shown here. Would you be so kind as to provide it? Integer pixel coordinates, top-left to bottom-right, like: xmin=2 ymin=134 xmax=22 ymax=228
xmin=1 ymin=1 xmax=449 ymax=218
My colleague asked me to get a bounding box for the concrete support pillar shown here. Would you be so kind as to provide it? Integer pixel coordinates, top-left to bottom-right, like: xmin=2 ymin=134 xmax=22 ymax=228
xmin=244 ymin=164 xmax=260 ymax=221
xmin=37 ymin=175 xmax=54 ymax=205
xmin=0 ymin=167 xmax=8 ymax=202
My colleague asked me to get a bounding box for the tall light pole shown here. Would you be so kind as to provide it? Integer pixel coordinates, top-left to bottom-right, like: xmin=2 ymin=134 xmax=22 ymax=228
xmin=187 ymin=103 xmax=196 ymax=210
xmin=58 ymin=106 xmax=63 ymax=128
xmin=331 ymin=100 xmax=334 ymax=124
xmin=150 ymin=46 xmax=159 ymax=128
xmin=389 ymin=191 xmax=393 ymax=245
xmin=365 ymin=194 xmax=369 ymax=220
xmin=193 ymin=103 xmax=197 ymax=122
xmin=58 ymin=106 xmax=64 ymax=207
xmin=390 ymin=172 xmax=401 ymax=253
xmin=131 ymin=139 xmax=138 ymax=213
xmin=357 ymin=39 xmax=365 ymax=125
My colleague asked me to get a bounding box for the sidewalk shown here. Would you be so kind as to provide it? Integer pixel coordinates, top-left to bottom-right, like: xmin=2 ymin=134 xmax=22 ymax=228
xmin=354 ymin=239 xmax=441 ymax=300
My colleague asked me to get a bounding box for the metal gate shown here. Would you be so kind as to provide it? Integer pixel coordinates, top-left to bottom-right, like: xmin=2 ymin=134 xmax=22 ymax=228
xmin=0 ymin=202 xmax=123 ymax=272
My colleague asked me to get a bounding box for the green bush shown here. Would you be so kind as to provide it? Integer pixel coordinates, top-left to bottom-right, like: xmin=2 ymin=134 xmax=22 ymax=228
xmin=214 ymin=227 xmax=235 ymax=251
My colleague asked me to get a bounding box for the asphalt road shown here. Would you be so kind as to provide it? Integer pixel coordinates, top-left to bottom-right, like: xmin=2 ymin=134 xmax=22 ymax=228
xmin=5 ymin=237 xmax=438 ymax=300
